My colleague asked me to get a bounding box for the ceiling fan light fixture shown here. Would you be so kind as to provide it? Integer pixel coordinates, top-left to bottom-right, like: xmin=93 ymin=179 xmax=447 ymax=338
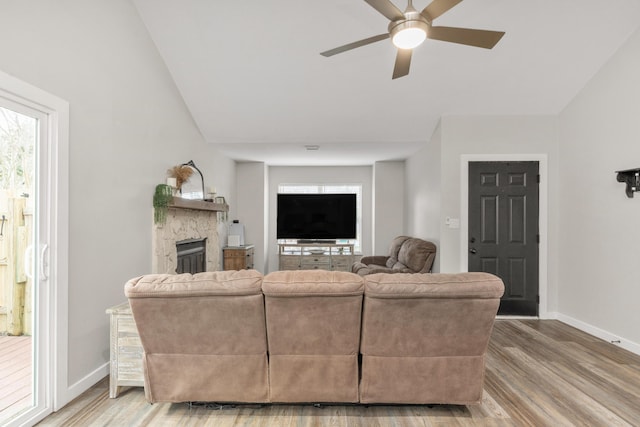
xmin=390 ymin=20 xmax=428 ymax=50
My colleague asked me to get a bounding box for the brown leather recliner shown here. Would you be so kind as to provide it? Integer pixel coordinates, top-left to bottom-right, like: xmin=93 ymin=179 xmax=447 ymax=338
xmin=351 ymin=236 xmax=436 ymax=276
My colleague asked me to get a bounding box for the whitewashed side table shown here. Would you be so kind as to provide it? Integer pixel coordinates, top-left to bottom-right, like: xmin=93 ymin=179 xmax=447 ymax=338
xmin=106 ymin=301 xmax=144 ymax=398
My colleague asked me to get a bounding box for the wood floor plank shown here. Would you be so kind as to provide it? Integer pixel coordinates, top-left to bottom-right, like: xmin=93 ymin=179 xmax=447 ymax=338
xmin=506 ymin=347 xmax=630 ymax=426
xmin=33 ymin=320 xmax=640 ymax=426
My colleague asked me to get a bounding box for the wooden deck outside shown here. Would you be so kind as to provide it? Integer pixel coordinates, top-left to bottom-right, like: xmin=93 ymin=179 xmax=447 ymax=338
xmin=0 ymin=335 xmax=32 ymax=421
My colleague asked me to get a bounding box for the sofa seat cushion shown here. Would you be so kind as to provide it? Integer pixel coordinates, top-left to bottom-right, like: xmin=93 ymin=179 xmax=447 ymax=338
xmin=353 ymin=263 xmax=412 ymax=276
xmin=352 ymin=262 xmax=396 ymax=276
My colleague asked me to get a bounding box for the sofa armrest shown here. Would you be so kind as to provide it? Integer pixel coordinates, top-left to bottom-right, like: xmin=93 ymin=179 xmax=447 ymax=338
xmin=360 ymin=255 xmax=389 ymax=266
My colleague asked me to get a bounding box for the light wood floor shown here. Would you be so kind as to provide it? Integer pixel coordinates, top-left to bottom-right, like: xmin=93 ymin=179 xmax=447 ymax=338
xmin=37 ymin=320 xmax=640 ymax=426
xmin=0 ymin=336 xmax=32 ymax=421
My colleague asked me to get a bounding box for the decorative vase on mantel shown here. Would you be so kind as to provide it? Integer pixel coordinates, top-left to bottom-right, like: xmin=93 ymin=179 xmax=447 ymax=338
xmin=153 ymin=184 xmax=173 ymax=225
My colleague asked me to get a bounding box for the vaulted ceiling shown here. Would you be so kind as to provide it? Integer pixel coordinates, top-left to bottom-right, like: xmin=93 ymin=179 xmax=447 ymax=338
xmin=133 ymin=0 xmax=640 ymax=165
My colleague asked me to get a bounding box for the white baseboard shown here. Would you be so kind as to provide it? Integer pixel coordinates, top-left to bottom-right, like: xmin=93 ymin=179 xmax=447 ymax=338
xmin=55 ymin=362 xmax=109 ymax=411
xmin=556 ymin=313 xmax=640 ymax=357
xmin=496 ymin=311 xmax=558 ymax=320
xmin=540 ymin=311 xmax=558 ymax=320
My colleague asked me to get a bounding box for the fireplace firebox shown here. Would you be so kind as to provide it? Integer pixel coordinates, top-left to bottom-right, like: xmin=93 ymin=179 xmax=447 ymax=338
xmin=176 ymin=238 xmax=207 ymax=274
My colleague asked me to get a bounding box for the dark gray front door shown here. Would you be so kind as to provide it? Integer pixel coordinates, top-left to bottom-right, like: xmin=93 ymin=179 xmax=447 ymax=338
xmin=468 ymin=161 xmax=539 ymax=316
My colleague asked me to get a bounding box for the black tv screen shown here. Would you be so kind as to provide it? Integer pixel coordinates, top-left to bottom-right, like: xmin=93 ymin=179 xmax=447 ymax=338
xmin=277 ymin=193 xmax=357 ymax=240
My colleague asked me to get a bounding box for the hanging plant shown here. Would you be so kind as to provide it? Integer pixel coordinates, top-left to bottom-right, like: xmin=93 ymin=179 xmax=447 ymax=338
xmin=153 ymin=184 xmax=173 ymax=225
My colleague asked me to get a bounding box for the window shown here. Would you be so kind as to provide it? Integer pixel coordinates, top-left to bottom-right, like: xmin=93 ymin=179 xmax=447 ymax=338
xmin=278 ymin=184 xmax=362 ymax=253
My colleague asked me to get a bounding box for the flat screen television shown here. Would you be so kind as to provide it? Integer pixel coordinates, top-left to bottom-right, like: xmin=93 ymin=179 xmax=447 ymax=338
xmin=277 ymin=193 xmax=356 ymax=241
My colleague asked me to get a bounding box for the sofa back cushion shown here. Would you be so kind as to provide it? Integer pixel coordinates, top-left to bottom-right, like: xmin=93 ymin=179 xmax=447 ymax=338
xmin=262 ymin=270 xmax=364 ymax=403
xmin=361 ymin=272 xmax=503 ymax=357
xmin=396 ymin=237 xmax=437 ymax=273
xmin=359 ymin=272 xmax=504 ymax=404
xmin=125 ymin=271 xmax=266 ymax=355
xmin=385 ymin=235 xmax=411 ymax=268
xmin=125 ymin=270 xmax=269 ymax=403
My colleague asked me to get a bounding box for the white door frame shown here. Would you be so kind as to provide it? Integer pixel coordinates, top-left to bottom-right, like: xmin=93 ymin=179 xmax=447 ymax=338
xmin=0 ymin=70 xmax=69 ymax=426
xmin=460 ymin=154 xmax=549 ymax=318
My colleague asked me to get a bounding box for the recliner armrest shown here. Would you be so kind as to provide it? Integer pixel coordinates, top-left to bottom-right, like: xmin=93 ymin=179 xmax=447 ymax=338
xmin=359 ymin=255 xmax=389 ymax=266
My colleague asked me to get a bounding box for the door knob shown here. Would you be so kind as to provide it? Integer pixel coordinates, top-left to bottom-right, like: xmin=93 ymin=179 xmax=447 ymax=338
xmin=469 ymin=248 xmax=477 ymax=254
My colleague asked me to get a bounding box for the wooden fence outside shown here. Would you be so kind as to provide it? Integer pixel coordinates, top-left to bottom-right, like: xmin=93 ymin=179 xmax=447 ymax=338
xmin=0 ymin=195 xmax=33 ymax=336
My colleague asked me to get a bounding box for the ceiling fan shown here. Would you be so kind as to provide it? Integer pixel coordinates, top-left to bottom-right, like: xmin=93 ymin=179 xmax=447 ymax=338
xmin=320 ymin=0 xmax=505 ymax=79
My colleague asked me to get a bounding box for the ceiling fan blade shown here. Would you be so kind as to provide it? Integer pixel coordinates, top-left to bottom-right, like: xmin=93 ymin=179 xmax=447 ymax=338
xmin=421 ymin=0 xmax=463 ymax=21
xmin=364 ymin=0 xmax=405 ymax=22
xmin=428 ymin=26 xmax=505 ymax=49
xmin=392 ymin=48 xmax=412 ymax=79
xmin=320 ymin=33 xmax=389 ymax=57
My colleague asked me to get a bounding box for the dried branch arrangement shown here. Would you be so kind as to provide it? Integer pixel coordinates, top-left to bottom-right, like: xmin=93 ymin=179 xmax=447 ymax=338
xmin=167 ymin=165 xmax=193 ymax=189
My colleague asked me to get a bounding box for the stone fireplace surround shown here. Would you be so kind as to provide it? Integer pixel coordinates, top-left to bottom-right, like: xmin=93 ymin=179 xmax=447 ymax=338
xmin=152 ymin=198 xmax=228 ymax=274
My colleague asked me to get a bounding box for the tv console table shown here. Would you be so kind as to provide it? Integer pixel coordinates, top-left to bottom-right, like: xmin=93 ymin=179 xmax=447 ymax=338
xmin=278 ymin=242 xmax=355 ymax=272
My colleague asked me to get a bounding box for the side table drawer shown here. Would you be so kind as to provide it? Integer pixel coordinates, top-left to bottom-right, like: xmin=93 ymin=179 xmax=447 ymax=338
xmin=331 ymin=257 xmax=353 ymax=271
xmin=107 ymin=302 xmax=145 ymax=398
xmin=116 ymin=317 xmax=144 ymax=381
xmin=223 ymin=245 xmax=255 ymax=270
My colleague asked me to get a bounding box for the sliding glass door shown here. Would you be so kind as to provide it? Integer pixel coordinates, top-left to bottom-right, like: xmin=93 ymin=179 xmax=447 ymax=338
xmin=0 ymin=97 xmax=51 ymax=426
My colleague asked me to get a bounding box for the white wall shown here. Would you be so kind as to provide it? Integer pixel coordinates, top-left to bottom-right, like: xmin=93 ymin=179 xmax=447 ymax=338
xmin=0 ymin=0 xmax=235 ymax=404
xmin=558 ymin=27 xmax=640 ymax=350
xmin=405 ymin=123 xmax=442 ymax=271
xmin=373 ymin=161 xmax=405 ymax=254
xmin=235 ymin=162 xmax=268 ymax=272
xmin=267 ymin=166 xmax=373 ymax=272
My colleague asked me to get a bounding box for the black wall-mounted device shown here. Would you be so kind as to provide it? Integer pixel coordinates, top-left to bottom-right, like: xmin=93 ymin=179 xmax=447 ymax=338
xmin=616 ymin=168 xmax=640 ymax=198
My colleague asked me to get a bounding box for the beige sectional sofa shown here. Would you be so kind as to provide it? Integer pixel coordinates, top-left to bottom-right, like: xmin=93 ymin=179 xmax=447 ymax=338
xmin=125 ymin=269 xmax=503 ymax=405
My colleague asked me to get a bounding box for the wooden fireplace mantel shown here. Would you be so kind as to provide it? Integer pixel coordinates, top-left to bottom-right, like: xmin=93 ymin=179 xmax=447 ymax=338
xmin=168 ymin=197 xmax=228 ymax=212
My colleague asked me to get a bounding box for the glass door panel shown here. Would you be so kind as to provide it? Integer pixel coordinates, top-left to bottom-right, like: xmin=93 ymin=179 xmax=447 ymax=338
xmin=0 ymin=101 xmax=45 ymax=425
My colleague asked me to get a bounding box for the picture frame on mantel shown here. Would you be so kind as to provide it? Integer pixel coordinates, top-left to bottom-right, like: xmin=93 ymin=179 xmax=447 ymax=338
xmin=214 ymin=196 xmax=228 ymax=223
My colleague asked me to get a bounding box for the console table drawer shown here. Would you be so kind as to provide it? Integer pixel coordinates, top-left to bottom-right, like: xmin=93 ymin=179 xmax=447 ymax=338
xmin=278 ymin=243 xmax=355 ymax=272
xmin=301 ymin=256 xmax=330 ymax=269
xmin=331 ymin=256 xmax=354 ymax=271
xmin=280 ymin=256 xmax=301 ymax=270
